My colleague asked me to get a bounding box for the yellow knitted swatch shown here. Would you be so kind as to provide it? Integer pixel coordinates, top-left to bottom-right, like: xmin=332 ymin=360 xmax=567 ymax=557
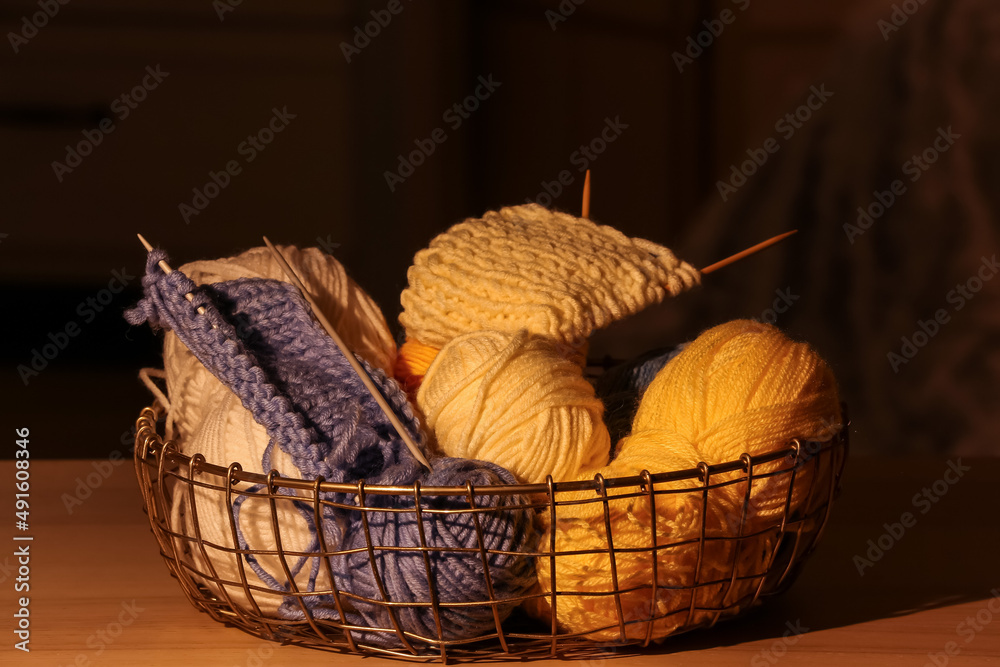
xmin=527 ymin=320 xmax=843 ymax=640
xmin=399 ymin=204 xmax=700 ymax=349
xmin=417 ymin=330 xmax=611 ymax=484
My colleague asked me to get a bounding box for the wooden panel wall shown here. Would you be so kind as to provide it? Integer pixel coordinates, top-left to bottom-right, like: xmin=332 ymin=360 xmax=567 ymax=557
xmin=0 ymin=0 xmax=887 ymax=456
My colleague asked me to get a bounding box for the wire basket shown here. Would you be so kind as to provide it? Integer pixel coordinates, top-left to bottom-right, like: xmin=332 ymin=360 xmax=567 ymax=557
xmin=133 ymin=403 xmax=848 ymax=662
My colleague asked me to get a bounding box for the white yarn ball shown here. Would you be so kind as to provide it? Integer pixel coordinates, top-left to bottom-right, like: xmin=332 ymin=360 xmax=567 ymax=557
xmin=169 ymin=381 xmax=330 ymax=615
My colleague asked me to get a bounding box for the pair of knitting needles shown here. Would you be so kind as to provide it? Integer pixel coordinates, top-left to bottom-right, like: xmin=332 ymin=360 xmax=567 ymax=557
xmin=580 ymin=169 xmax=797 ymax=275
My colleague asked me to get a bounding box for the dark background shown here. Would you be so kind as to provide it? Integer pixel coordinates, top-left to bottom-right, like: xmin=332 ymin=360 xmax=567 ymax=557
xmin=2 ymin=0 xmax=997 ymax=458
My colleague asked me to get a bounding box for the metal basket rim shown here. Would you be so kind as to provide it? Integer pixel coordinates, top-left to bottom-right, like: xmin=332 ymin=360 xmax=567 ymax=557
xmin=134 ymin=403 xmax=849 ymax=498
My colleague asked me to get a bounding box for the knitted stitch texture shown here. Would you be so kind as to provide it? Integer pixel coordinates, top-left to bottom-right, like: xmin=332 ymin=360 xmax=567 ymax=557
xmin=164 ymin=245 xmax=397 ymax=443
xmin=126 ymin=253 xmax=423 ymax=490
xmin=399 ymin=204 xmax=701 ymax=349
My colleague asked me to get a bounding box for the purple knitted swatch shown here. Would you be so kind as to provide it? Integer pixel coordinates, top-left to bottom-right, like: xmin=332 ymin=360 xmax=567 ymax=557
xmin=126 ymin=249 xmax=537 ymax=647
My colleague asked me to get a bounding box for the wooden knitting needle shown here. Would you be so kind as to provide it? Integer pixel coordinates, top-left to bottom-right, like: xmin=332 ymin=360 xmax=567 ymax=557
xmin=577 ymin=176 xmax=791 ymax=275
xmin=700 ymin=229 xmax=797 ymax=275
xmin=575 ymin=173 xmax=792 ymax=275
xmin=137 ymin=234 xmax=211 ymax=319
xmin=262 ymin=236 xmax=434 ymax=472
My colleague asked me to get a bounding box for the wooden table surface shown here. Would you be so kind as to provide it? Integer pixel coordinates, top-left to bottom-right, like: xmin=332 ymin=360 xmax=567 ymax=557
xmin=2 ymin=456 xmax=999 ymax=666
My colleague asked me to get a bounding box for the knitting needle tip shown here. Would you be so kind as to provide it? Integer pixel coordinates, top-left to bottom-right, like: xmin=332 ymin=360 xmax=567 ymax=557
xmin=581 ymin=170 xmax=592 ymax=219
xmin=135 ymin=235 xmax=209 ymax=317
xmin=700 ymin=229 xmax=797 ymax=275
xmin=137 ymin=233 xmax=179 ymax=277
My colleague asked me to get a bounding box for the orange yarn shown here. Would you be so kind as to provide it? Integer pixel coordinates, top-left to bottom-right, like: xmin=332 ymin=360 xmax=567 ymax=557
xmin=394 ymin=338 xmax=441 ymax=393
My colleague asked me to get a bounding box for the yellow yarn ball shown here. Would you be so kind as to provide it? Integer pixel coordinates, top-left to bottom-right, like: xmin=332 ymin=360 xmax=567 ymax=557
xmin=417 ymin=330 xmax=611 ymax=484
xmin=527 ymin=430 xmax=755 ymax=641
xmin=528 ymin=320 xmax=843 ymax=640
xmin=400 ymin=204 xmax=700 ymax=349
xmin=633 ymin=319 xmax=842 ymax=461
xmin=633 ymin=319 xmax=843 ymax=524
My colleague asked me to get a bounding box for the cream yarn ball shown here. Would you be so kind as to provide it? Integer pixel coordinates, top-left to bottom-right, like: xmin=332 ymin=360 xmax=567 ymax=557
xmin=417 ymin=329 xmax=611 ymax=484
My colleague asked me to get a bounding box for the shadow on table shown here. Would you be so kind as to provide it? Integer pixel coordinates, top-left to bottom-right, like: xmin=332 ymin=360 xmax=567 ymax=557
xmin=653 ymin=457 xmax=1000 ymax=655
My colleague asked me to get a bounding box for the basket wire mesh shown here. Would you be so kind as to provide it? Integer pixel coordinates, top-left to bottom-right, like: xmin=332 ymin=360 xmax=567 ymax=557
xmin=133 ymin=403 xmax=849 ymax=662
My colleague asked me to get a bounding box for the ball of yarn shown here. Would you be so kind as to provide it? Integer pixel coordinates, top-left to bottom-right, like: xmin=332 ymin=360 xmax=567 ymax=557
xmin=633 ymin=319 xmax=842 ymax=523
xmin=164 ymin=245 xmax=397 ymax=442
xmin=399 ymin=204 xmax=700 ymax=349
xmin=526 ymin=430 xmax=757 ymax=641
xmin=167 ymin=380 xmax=329 ymax=616
xmin=132 ymin=258 xmax=425 ymax=617
xmin=177 ymin=244 xmax=397 ymax=375
xmin=394 ymin=338 xmax=440 ymax=394
xmin=595 ymin=345 xmax=686 ymax=446
xmin=527 ymin=319 xmax=843 ymax=640
xmin=282 ymin=458 xmax=537 ymax=646
xmin=417 ymin=330 xmax=611 ymax=484
xmin=633 ymin=320 xmax=842 ymax=460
